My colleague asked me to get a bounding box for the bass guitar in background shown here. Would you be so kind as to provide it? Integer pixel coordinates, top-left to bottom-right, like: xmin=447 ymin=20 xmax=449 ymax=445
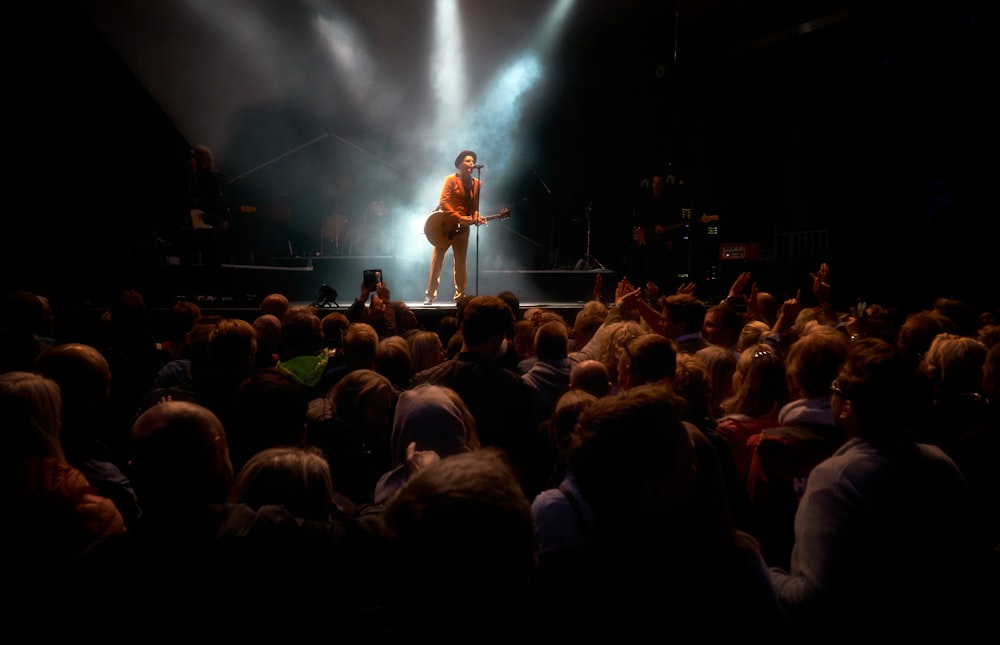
xmin=190 ymin=203 xmax=257 ymax=230
xmin=423 ymin=207 xmax=510 ymax=249
xmin=632 ymin=212 xmax=719 ymax=250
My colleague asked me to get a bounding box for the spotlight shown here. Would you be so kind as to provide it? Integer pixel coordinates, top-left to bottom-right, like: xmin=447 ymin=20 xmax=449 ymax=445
xmin=311 ymin=284 xmax=339 ymax=308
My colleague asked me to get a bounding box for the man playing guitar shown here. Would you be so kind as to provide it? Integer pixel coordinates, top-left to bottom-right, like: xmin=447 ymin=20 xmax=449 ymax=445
xmin=631 ymin=170 xmax=717 ymax=291
xmin=423 ymin=149 xmax=484 ymax=305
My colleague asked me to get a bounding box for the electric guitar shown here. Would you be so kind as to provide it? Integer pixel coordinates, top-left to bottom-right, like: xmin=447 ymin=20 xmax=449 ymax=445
xmin=190 ymin=204 xmax=257 ymax=230
xmin=424 ymin=207 xmax=510 ymax=249
xmin=633 ymin=213 xmax=719 ymax=246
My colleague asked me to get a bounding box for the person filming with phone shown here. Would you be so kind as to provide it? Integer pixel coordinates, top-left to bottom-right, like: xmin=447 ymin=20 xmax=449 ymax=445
xmin=347 ymin=270 xmax=418 ymax=339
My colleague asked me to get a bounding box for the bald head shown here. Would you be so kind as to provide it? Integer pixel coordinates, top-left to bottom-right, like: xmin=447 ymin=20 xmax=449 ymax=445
xmin=260 ymin=293 xmax=290 ymax=318
xmin=571 ymin=359 xmax=611 ymax=398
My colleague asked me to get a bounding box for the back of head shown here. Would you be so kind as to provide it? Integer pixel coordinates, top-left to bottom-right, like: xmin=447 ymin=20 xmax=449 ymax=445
xmin=229 ymin=445 xmax=333 ymax=522
xmin=737 ymin=320 xmax=771 ymax=353
xmin=724 ymin=344 xmax=788 ymax=417
xmin=835 ymin=337 xmax=929 ymax=434
xmin=381 ymin=448 xmax=535 ymax=624
xmin=319 ymin=311 xmax=349 ymax=348
xmin=580 ymin=299 xmax=609 ymax=319
xmin=673 ymin=353 xmax=713 ymax=422
xmin=570 ymin=384 xmax=695 ymax=524
xmin=207 ymin=318 xmax=258 ymax=383
xmin=0 ymin=371 xmax=65 ymax=465
xmin=166 ymin=300 xmax=202 ymax=344
xmin=343 ymin=322 xmax=379 ymax=370
xmin=513 ymin=319 xmax=536 ymax=360
xmin=279 ymin=306 xmax=323 ymax=360
xmin=375 ymin=335 xmax=412 ymax=390
xmin=34 ymin=343 xmax=111 ymax=411
xmin=252 ymin=314 xmax=282 ymax=349
xmin=572 ymin=310 xmax=605 ymax=345
xmin=547 ymin=388 xmax=598 ymax=462
xmin=898 ymin=310 xmax=958 ymax=365
xmin=187 ymin=315 xmax=225 ymax=376
xmin=329 ymin=368 xmax=393 ymax=429
xmin=784 ymin=327 xmax=849 ymax=399
xmin=232 ymin=366 xmax=309 ymax=467
xmin=407 ymin=330 xmax=445 ymax=374
xmin=663 ymin=293 xmax=707 ymax=335
xmin=622 ymin=333 xmax=678 ymax=387
xmin=570 ymin=359 xmax=612 ymax=397
xmin=461 ymin=295 xmax=515 ymax=348
xmin=2 ymin=289 xmax=47 ymax=335
xmin=496 ymin=289 xmax=520 ymax=322
xmin=534 ymin=320 xmax=569 ymax=360
xmin=922 ymin=333 xmax=988 ymax=396
xmin=260 ymin=292 xmax=290 ymax=319
xmin=694 ymin=344 xmax=738 ymax=383
xmin=755 ymin=291 xmax=779 ymax=326
xmin=192 ymin=144 xmax=214 ymax=171
xmin=601 ymin=321 xmax=646 ymax=381
xmin=454 ymin=294 xmax=474 ymax=325
xmin=129 ymin=400 xmax=233 ymax=508
xmin=932 ymin=297 xmax=978 ymax=338
xmin=435 ymin=315 xmax=460 ymax=349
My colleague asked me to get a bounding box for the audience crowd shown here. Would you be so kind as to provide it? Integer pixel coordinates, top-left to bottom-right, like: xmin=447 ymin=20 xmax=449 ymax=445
xmin=2 ymin=263 xmax=997 ymax=637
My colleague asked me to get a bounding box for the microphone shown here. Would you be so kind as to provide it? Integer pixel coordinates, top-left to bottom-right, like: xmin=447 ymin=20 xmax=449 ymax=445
xmin=473 ymin=164 xmax=486 ymax=169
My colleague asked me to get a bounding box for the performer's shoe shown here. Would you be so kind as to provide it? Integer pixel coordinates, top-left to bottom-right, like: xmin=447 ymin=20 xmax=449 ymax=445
xmin=423 ymin=296 xmax=435 ymax=306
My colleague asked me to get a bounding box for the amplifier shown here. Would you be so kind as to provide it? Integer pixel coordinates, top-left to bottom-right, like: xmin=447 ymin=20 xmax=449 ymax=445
xmin=718 ymin=242 xmax=760 ymax=261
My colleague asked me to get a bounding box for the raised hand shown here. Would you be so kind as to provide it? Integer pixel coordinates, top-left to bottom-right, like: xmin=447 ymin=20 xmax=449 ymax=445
xmin=616 ymin=277 xmax=637 ymax=301
xmin=772 ymin=289 xmax=803 ymax=334
xmin=675 ymin=282 xmax=696 ymax=295
xmin=405 ymin=441 xmax=440 ymax=474
xmin=728 ymin=271 xmax=752 ymax=299
xmin=644 ymin=281 xmax=660 ymax=302
xmin=810 ymin=263 xmax=831 ymax=304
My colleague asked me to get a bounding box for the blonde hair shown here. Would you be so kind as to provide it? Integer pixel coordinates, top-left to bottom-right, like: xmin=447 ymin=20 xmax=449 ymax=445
xmin=922 ymin=333 xmax=988 ymax=395
xmin=736 ymin=320 xmax=770 ymax=353
xmin=407 ymin=330 xmax=446 ymax=374
xmin=721 ymin=343 xmax=788 ymax=417
xmin=0 ymin=371 xmax=65 ymax=463
xmin=600 ymin=321 xmax=646 ymax=382
xmin=229 ymin=445 xmax=334 ymax=522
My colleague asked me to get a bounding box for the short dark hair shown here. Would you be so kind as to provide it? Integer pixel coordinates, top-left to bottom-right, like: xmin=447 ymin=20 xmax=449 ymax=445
xmin=624 ymin=333 xmax=678 ymax=386
xmin=836 ymin=337 xmax=929 ymax=433
xmin=461 ymin=296 xmax=515 ymax=346
xmin=662 ymin=293 xmax=707 ymax=333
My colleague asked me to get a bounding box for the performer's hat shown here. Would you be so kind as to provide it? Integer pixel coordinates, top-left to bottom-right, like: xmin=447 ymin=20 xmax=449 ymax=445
xmin=454 ymin=149 xmax=477 ymax=168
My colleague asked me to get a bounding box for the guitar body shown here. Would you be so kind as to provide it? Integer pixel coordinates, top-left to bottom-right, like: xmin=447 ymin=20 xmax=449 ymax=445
xmin=424 ymin=208 xmax=510 ymax=249
xmin=190 ymin=209 xmax=212 ymax=230
xmin=424 ymin=210 xmax=462 ymax=249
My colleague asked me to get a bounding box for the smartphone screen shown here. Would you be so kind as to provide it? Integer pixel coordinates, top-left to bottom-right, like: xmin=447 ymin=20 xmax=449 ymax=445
xmin=363 ymin=269 xmax=382 ymax=288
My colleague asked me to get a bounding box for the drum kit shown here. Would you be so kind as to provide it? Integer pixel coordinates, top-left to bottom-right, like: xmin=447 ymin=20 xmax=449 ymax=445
xmin=320 ymin=201 xmax=390 ymax=256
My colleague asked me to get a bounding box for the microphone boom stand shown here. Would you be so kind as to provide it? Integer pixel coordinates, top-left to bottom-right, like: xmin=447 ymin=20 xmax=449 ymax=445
xmin=575 ymin=202 xmax=606 ymax=270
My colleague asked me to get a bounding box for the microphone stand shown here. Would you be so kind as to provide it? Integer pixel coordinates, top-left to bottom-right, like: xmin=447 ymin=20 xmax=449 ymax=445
xmin=474 ymin=165 xmax=482 ymax=295
xmin=575 ymin=202 xmax=606 ymax=270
